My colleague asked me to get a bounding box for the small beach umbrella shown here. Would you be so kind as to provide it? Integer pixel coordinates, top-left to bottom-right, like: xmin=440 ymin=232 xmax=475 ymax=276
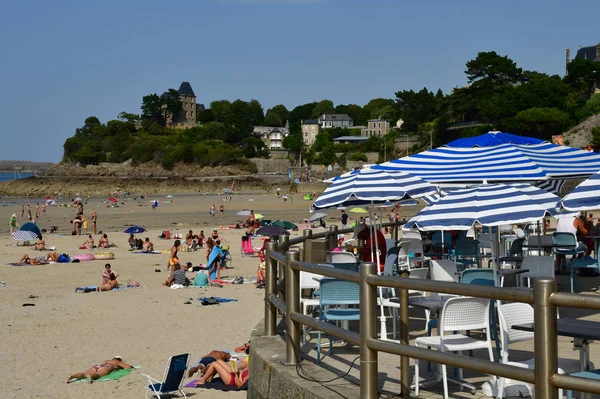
xmin=123 ymin=226 xmax=146 ymax=234
xmin=559 ymin=170 xmax=600 ymax=212
xmin=256 ymin=225 xmax=288 ymax=237
xmin=19 ymin=222 xmax=42 ymax=239
xmin=349 ymin=207 xmax=368 ymax=214
xmin=308 ymin=212 xmax=328 ymax=222
xmin=237 ymin=210 xmax=251 ymax=216
xmin=272 ymin=220 xmax=298 ymax=230
xmin=255 ymin=213 xmax=264 ymax=219
xmin=108 ymin=197 xmax=118 ymax=203
xmin=12 ymin=230 xmax=38 ymax=241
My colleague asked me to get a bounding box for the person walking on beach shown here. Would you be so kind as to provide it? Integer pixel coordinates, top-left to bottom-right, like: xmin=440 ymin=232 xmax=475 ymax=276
xmin=20 ymin=203 xmax=24 ymax=218
xmin=41 ymin=203 xmax=46 ymax=218
xmin=27 ymin=201 xmax=32 ymax=218
xmin=210 ymin=204 xmax=216 ymax=217
xmin=80 ymin=213 xmax=88 ymax=234
xmin=9 ymin=214 xmax=18 ymax=234
xmin=220 ymin=204 xmax=224 ymax=218
xmin=340 ymin=210 xmax=349 ymax=229
xmin=35 ymin=203 xmax=40 ymax=218
xmin=90 ymin=209 xmax=97 ymax=235
xmin=64 ymin=357 xmax=133 ymax=384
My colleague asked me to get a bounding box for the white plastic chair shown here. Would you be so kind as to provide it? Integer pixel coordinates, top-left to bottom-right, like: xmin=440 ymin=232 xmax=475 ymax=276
xmin=300 ymin=264 xmax=334 ymax=344
xmin=326 ymin=251 xmax=357 ymax=264
xmin=429 ymin=259 xmax=459 ymax=283
xmin=414 ymin=297 xmax=494 ymax=399
xmin=519 ymin=256 xmax=554 ymax=287
xmin=491 ymin=302 xmax=585 ymax=398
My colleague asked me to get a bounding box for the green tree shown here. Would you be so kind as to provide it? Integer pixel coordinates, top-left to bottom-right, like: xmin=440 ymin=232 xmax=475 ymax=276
xmin=163 ymin=88 xmax=182 ymax=123
xmin=241 ymin=136 xmax=269 ymax=158
xmin=282 ymin=132 xmax=303 ymax=160
xmin=311 ymin=131 xmax=333 ymax=152
xmin=364 ymin=98 xmax=395 ymax=119
xmin=141 ymin=94 xmax=165 ymax=126
xmin=229 ymin=99 xmax=254 ymax=144
xmin=249 ymin=99 xmax=264 ymax=125
xmin=515 ymin=107 xmax=570 ymax=139
xmin=591 ymin=126 xmax=600 ymax=148
xmin=117 ymin=112 xmax=140 ymax=124
xmin=466 ymin=51 xmax=522 ymax=90
xmin=395 ymin=88 xmax=443 ymax=132
xmin=578 ymin=94 xmax=600 ymax=122
xmin=268 ymin=104 xmax=289 ymax=125
xmin=565 ymin=58 xmax=600 ymax=99
xmin=197 ymin=108 xmax=214 ymax=124
xmin=311 ymin=99 xmax=335 ymax=118
xmin=336 ymin=104 xmax=367 ymax=125
xmin=263 ymin=111 xmax=283 ymax=127
xmin=210 ymin=100 xmax=233 ymax=125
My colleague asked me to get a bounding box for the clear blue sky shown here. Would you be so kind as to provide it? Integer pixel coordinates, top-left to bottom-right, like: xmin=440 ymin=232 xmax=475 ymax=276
xmin=1 ymin=0 xmax=598 ymax=163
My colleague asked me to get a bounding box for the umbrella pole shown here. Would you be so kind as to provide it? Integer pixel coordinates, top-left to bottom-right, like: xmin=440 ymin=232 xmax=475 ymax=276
xmin=489 ymin=226 xmax=499 ymax=287
xmin=371 ymin=203 xmax=387 ymax=339
xmin=537 ymin=220 xmax=542 ymax=255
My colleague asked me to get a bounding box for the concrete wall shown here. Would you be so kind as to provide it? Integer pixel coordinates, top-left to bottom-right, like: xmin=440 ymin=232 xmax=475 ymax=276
xmin=251 ymin=158 xmax=292 ymax=174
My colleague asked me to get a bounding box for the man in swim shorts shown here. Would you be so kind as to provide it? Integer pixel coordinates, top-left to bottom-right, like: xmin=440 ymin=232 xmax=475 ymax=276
xmin=186 ymin=350 xmax=231 ymax=378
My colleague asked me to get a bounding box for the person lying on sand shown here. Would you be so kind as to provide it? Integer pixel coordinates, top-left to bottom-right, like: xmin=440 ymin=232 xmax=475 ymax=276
xmin=198 ymin=359 xmax=248 ymax=388
xmin=46 ymin=252 xmax=60 ymax=262
xmin=102 ymin=263 xmax=119 ymax=285
xmin=186 ymin=350 xmax=231 ymax=378
xmin=64 ymin=357 xmax=133 ymax=384
xmin=142 ymin=237 xmax=154 ymax=253
xmin=34 ymin=238 xmax=46 ymax=251
xmin=18 ymin=254 xmax=47 ymax=265
xmin=81 ymin=235 xmax=94 ymax=249
xmin=235 ymin=342 xmax=250 ymax=354
xmin=97 ymin=272 xmax=118 ymax=291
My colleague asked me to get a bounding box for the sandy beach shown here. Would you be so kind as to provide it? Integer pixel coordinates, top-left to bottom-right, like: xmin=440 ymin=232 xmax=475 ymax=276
xmin=0 ymin=192 xmax=421 ymax=399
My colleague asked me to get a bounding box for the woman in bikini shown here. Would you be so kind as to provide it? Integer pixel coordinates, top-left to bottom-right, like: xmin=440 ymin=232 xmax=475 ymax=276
xmin=197 ymin=358 xmax=248 ymax=388
xmin=64 ymin=357 xmax=133 ymax=384
xmin=97 ymin=272 xmax=119 ymax=291
xmin=186 ymin=350 xmax=231 ymax=378
xmin=18 ymin=254 xmax=47 ymax=265
xmin=168 ymin=240 xmax=181 ymax=270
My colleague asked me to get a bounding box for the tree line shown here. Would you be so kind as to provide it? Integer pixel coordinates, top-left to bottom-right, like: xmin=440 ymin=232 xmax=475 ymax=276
xmin=62 ymin=51 xmax=600 ymax=169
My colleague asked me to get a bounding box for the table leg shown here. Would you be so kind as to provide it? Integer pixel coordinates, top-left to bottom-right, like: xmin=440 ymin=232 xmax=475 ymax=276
xmin=574 ymin=338 xmax=590 ymax=371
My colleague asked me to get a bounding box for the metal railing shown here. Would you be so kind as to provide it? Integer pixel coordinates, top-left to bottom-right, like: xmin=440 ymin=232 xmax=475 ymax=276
xmin=263 ymin=225 xmax=600 ymax=398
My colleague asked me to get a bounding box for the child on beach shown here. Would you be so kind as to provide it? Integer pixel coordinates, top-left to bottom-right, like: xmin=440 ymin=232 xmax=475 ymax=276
xmin=9 ymin=213 xmax=18 ymax=234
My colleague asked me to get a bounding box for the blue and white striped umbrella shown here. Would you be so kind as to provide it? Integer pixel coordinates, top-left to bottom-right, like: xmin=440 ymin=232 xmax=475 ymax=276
xmin=560 ymin=170 xmax=600 ymax=211
xmin=404 ymin=183 xmax=561 ymax=231
xmin=312 ymin=168 xmax=437 ymax=209
xmin=12 ymin=230 xmax=38 ymax=241
xmin=374 ymin=142 xmax=600 ymax=183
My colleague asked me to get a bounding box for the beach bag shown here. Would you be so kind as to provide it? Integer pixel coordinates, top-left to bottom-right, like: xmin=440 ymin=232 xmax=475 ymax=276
xmin=57 ymin=254 xmax=70 ymax=263
xmin=201 ymin=297 xmax=219 ymax=306
xmin=194 ymin=272 xmax=208 ymax=287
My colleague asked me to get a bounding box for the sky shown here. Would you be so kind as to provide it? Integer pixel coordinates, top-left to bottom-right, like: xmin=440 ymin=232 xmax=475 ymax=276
xmin=1 ymin=0 xmax=599 ymax=163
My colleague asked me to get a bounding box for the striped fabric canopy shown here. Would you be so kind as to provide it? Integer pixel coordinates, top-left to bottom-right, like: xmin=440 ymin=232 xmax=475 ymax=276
xmin=312 ymin=168 xmax=437 ymax=209
xmin=404 ymin=183 xmax=561 ymax=231
xmin=560 ymin=170 xmax=600 ymax=211
xmin=374 ymin=143 xmax=600 ymax=183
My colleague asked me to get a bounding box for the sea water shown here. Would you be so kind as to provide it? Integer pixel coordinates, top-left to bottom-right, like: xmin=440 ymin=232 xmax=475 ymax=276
xmin=0 ymin=172 xmax=34 ymax=182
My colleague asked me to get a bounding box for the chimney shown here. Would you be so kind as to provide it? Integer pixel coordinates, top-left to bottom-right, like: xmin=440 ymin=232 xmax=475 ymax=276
xmin=596 ymin=43 xmax=600 ymax=62
xmin=566 ymin=48 xmax=571 ymax=75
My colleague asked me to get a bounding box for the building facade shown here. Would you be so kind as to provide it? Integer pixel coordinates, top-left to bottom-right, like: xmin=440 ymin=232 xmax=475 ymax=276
xmin=362 ymin=119 xmax=391 ymax=137
xmin=301 ymin=119 xmax=320 ymax=146
xmin=317 ymin=114 xmax=354 ymax=129
xmin=164 ymin=81 xmax=201 ymax=129
xmin=253 ymin=126 xmax=289 ymax=149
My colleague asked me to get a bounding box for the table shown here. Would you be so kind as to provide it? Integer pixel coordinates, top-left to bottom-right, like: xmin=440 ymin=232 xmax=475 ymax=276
xmin=409 ymin=295 xmax=455 ymax=316
xmin=512 ymin=318 xmax=600 ymax=371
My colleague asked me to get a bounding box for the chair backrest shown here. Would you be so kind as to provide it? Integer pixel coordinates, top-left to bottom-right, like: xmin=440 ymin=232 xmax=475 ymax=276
xmin=553 ymin=232 xmax=577 ymax=248
xmin=454 ymin=239 xmax=479 ymax=257
xmin=520 ymin=256 xmax=555 ymax=283
xmin=431 ymin=231 xmax=452 ymax=248
xmin=160 ymin=353 xmax=190 ymax=392
xmin=460 ymin=268 xmax=495 ymax=286
xmin=478 ymin=233 xmax=491 ymax=253
xmin=401 ymin=230 xmax=422 ymax=240
xmin=408 ymin=267 xmax=429 ymax=281
xmin=319 ymin=278 xmax=360 ymax=306
xmin=332 ymin=262 xmax=358 ymax=272
xmin=508 ymin=237 xmax=525 ymax=256
xmin=327 ymin=251 xmax=357 ymax=264
xmin=497 ymin=303 xmax=534 ymax=361
xmin=383 ymin=247 xmax=400 ymax=276
xmin=300 ymin=264 xmax=334 ymax=290
xmin=440 ymin=296 xmax=490 ymax=333
xmin=385 ymin=238 xmax=397 ymax=252
xmin=430 ymin=259 xmax=458 ymax=282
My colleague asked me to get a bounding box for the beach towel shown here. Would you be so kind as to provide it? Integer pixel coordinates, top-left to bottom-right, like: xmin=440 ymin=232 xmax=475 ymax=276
xmin=207 ymin=246 xmax=225 ymax=280
xmin=75 ymin=283 xmax=142 ymax=293
xmin=71 ymin=366 xmax=139 ymax=382
xmin=184 ymin=379 xmax=248 ymax=391
xmin=198 ymin=297 xmax=238 ymax=305
xmin=132 ymin=251 xmax=161 ymax=254
xmin=7 ymin=262 xmax=44 ymax=267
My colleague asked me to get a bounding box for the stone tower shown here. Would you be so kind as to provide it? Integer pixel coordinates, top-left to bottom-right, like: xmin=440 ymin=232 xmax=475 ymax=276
xmin=176 ymin=82 xmax=197 ymax=128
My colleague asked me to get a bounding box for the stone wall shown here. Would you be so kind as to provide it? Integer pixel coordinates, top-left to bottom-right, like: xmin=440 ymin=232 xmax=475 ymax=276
xmin=250 ymin=158 xmax=292 ymax=174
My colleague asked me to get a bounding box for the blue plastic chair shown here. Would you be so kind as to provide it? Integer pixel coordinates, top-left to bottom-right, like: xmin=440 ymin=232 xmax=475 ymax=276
xmin=570 ymin=245 xmax=600 ymax=293
xmin=553 ymin=232 xmax=584 ymax=273
xmin=317 ymin=278 xmax=360 ymax=364
xmin=454 ymin=239 xmax=480 ymax=270
xmin=566 ymin=369 xmax=600 ymax=399
xmin=430 ymin=231 xmax=452 ymax=256
xmin=144 ymin=353 xmax=189 ymax=398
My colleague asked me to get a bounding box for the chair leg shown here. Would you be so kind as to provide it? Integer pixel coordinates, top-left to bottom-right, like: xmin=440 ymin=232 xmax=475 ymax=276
xmin=180 ymin=389 xmax=188 ymax=398
xmin=414 ymin=343 xmax=420 ymax=396
xmin=571 ymin=267 xmax=575 ymax=294
xmin=442 ymin=364 xmax=449 ymax=399
xmin=317 ymin=330 xmax=322 ymax=364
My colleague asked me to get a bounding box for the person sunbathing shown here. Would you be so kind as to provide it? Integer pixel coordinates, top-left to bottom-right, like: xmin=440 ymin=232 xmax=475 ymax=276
xmin=97 ymin=272 xmax=118 ymax=291
xmin=64 ymin=357 xmax=133 ymax=384
xmin=34 ymin=238 xmax=46 ymax=251
xmin=81 ymin=235 xmax=94 ymax=249
xmin=142 ymin=237 xmax=154 ymax=253
xmin=46 ymin=252 xmax=60 ymax=262
xmin=18 ymin=254 xmax=47 ymax=265
xmin=197 ymin=359 xmax=248 ymax=388
xmin=186 ymin=350 xmax=231 ymax=378
xmin=98 ymin=234 xmax=110 ymax=248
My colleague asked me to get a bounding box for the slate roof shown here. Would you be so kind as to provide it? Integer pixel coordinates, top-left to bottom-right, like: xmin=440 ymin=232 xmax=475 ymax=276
xmin=575 ymin=45 xmax=599 ymax=61
xmin=196 ymin=103 xmax=206 ymax=111
xmin=319 ymin=114 xmax=353 ymax=122
xmin=333 ymin=136 xmax=369 ymax=142
xmin=178 ymin=81 xmax=196 ymax=97
xmin=302 ymin=119 xmax=319 ymax=125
